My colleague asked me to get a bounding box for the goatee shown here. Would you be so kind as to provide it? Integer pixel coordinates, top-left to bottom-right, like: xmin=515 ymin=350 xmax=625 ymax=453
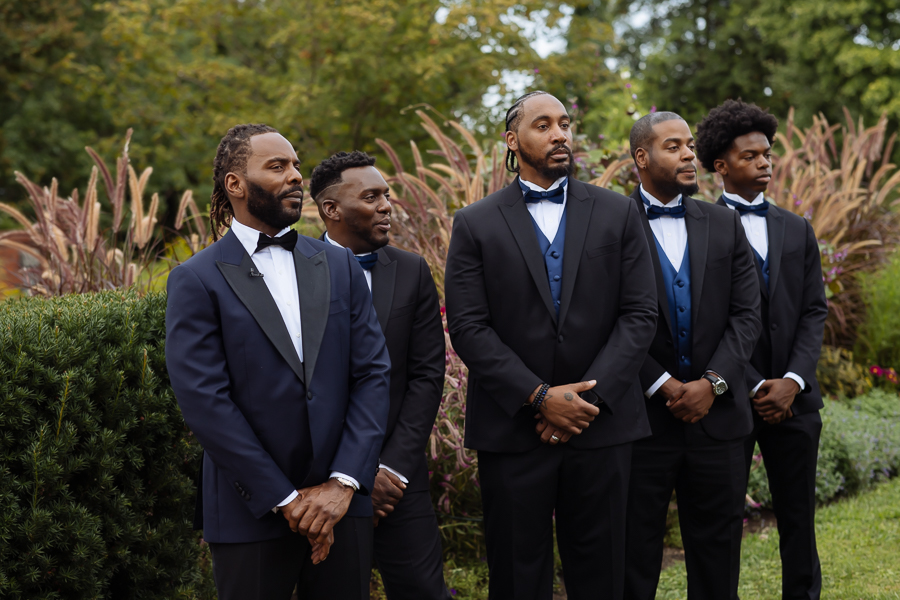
xmin=246 ymin=181 xmax=303 ymax=231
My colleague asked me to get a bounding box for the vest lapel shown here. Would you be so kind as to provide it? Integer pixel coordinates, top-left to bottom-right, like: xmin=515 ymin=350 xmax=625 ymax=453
xmin=371 ymin=250 xmax=395 ymax=333
xmin=766 ymin=207 xmax=785 ymax=297
xmin=498 ymin=180 xmax=558 ymax=323
xmin=684 ymin=197 xmax=709 ymax=328
xmin=216 ymin=231 xmax=306 ymax=384
xmin=293 ymin=238 xmax=331 ymax=386
xmin=631 ymin=191 xmax=673 ymax=337
xmin=558 ymin=179 xmax=592 ymax=330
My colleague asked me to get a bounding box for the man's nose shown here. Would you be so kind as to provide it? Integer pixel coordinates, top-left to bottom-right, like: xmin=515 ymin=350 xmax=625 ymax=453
xmin=288 ymin=164 xmax=303 ymax=184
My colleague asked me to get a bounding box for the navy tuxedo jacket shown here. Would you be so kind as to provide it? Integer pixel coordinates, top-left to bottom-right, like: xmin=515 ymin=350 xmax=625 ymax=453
xmin=445 ymin=178 xmax=659 ymax=452
xmin=715 ymin=197 xmax=827 ymax=415
xmin=631 ymin=189 xmax=762 ymax=441
xmin=166 ymin=230 xmax=390 ymax=543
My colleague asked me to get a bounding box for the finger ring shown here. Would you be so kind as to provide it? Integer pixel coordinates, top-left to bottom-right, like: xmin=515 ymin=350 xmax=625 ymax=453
xmin=550 ymin=435 xmax=560 ymax=442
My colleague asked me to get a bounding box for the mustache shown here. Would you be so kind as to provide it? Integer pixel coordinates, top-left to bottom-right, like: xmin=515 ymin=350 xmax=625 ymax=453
xmin=277 ymin=186 xmax=305 ymax=201
xmin=676 ymin=165 xmax=696 ymax=174
xmin=546 ymin=144 xmax=572 ymax=159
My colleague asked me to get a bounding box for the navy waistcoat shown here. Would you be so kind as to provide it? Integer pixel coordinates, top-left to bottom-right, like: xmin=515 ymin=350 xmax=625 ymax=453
xmin=651 ymin=234 xmax=693 ymax=381
xmin=530 ymin=210 xmax=567 ymax=316
xmin=751 ymin=246 xmax=770 ymax=290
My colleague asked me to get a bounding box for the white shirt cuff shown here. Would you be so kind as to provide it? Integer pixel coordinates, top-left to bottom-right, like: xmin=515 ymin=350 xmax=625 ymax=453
xmin=784 ymin=372 xmax=805 ymax=392
xmin=272 ymin=489 xmax=299 ymax=514
xmin=750 ymin=379 xmax=765 ymax=398
xmin=645 ymin=372 xmax=672 ymax=398
xmin=329 ymin=471 xmax=359 ymax=491
xmin=378 ymin=463 xmax=409 ymax=484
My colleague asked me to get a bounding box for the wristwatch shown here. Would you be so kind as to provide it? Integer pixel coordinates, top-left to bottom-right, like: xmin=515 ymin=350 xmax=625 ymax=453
xmin=702 ymin=372 xmax=728 ymax=396
xmin=330 ymin=476 xmax=359 ymax=491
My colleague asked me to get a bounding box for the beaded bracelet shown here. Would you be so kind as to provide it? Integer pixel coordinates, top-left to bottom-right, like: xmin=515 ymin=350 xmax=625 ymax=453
xmin=532 ymin=383 xmax=550 ymax=413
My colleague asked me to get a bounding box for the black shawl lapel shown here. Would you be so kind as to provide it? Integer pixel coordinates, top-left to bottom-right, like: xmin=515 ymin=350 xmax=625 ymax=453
xmin=293 ymin=236 xmax=330 ymax=385
xmin=766 ymin=206 xmax=785 ymax=297
xmin=683 ymin=197 xmax=709 ymax=328
xmin=371 ymin=250 xmax=396 ymax=333
xmin=497 ymin=179 xmax=558 ymax=324
xmin=216 ymin=230 xmax=306 ymax=384
xmin=630 ymin=189 xmax=673 ymax=336
xmin=558 ymin=179 xmax=593 ymax=329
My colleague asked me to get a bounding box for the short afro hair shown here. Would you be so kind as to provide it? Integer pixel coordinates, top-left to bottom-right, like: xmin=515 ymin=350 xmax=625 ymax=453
xmin=309 ymin=150 xmax=377 ymax=201
xmin=695 ymin=99 xmax=778 ymax=173
xmin=629 ymin=111 xmax=685 ymax=160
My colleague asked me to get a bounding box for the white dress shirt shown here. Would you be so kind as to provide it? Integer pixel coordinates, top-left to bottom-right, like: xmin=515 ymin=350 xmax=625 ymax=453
xmin=324 ymin=232 xmax=409 ymax=484
xmin=722 ymin=193 xmax=806 ymax=396
xmin=521 ymin=176 xmax=568 ymax=243
xmin=230 ymin=219 xmax=358 ymax=510
xmin=640 ymin=186 xmax=688 ymax=398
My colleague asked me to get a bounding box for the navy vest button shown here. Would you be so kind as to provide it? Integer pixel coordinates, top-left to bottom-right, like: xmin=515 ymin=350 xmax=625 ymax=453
xmin=676 ymin=280 xmax=684 ymax=287
xmin=553 ymin=275 xmax=560 ymax=281
xmin=678 ymin=306 xmax=685 ymax=312
xmin=551 ymin=251 xmax=559 ymax=258
xmin=680 ymin=330 xmax=686 ymax=337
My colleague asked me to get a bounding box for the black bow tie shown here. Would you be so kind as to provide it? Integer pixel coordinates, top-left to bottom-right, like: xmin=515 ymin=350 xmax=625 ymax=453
xmin=723 ymin=197 xmax=769 ymax=217
xmin=255 ymin=230 xmax=298 ymax=253
xmin=355 ymin=253 xmax=378 ymax=270
xmin=641 ymin=195 xmax=685 ymax=220
xmin=519 ymin=178 xmax=567 ymax=204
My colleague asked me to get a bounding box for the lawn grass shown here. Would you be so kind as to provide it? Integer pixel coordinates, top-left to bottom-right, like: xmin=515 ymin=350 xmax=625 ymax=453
xmin=658 ymin=477 xmax=900 ymax=599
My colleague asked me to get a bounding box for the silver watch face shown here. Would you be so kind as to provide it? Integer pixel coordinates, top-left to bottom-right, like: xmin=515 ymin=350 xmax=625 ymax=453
xmin=714 ymin=380 xmax=728 ymax=395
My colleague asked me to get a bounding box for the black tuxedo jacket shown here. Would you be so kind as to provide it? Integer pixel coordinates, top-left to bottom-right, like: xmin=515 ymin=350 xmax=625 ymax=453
xmin=630 ymin=189 xmax=762 ymax=441
xmin=340 ymin=241 xmax=445 ymax=493
xmin=715 ymin=197 xmax=827 ymax=415
xmin=445 ymin=178 xmax=659 ymax=453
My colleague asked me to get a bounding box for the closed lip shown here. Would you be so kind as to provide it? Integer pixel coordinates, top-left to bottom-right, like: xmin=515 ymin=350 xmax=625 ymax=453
xmin=376 ymin=220 xmax=391 ymax=231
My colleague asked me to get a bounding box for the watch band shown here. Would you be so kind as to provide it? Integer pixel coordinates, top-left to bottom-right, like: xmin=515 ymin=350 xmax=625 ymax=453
xmin=331 ymin=476 xmax=358 ymax=491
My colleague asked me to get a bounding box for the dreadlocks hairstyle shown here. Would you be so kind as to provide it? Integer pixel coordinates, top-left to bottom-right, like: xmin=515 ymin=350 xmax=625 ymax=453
xmin=209 ymin=123 xmax=278 ymax=241
xmin=503 ymin=90 xmax=550 ymax=173
xmin=628 ymin=111 xmax=684 ymax=161
xmin=695 ymin=99 xmax=778 ymax=173
xmin=309 ymin=151 xmax=377 ymax=201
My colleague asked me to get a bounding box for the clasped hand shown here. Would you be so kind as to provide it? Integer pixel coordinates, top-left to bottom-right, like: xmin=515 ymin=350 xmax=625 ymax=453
xmin=372 ymin=468 xmax=406 ymax=526
xmin=533 ymin=380 xmax=601 ymax=444
xmin=753 ymin=378 xmax=799 ymax=424
xmin=660 ymin=377 xmax=714 ymax=423
xmin=279 ymin=478 xmax=354 ymax=564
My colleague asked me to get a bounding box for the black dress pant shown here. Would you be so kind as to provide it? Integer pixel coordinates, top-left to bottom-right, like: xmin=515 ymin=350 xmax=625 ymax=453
xmin=744 ymin=410 xmax=822 ymax=600
xmin=625 ymin=422 xmax=747 ymax=600
xmin=210 ymin=516 xmax=373 ymax=600
xmin=478 ymin=441 xmax=633 ymax=600
xmin=373 ymin=489 xmax=451 ymax=600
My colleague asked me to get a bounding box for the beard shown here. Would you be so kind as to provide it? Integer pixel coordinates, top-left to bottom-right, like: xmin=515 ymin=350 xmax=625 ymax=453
xmin=245 ymin=181 xmax=303 ymax=231
xmin=345 ymin=211 xmax=390 ymax=252
xmin=518 ymin=142 xmax=575 ymax=181
xmin=648 ymin=161 xmax=699 ymax=199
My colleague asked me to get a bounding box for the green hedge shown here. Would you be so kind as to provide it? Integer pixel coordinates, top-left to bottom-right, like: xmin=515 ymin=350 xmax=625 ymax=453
xmin=747 ymin=390 xmax=900 ymax=509
xmin=0 ymin=292 xmax=201 ymax=599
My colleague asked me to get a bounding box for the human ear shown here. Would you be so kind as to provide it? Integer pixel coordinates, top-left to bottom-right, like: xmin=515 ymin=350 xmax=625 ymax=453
xmin=321 ymin=198 xmax=341 ymax=223
xmin=505 ymin=131 xmax=518 ymax=152
xmin=224 ymin=172 xmax=245 ymax=200
xmin=713 ymin=158 xmax=728 ymax=177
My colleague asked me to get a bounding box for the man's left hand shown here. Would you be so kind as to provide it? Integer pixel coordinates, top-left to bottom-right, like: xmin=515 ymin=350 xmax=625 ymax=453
xmin=535 ymin=414 xmax=573 ymax=444
xmin=667 ymin=379 xmax=715 ymax=423
xmin=753 ymin=378 xmax=800 ymax=424
xmin=283 ymin=478 xmax=354 ymax=545
xmin=372 ymin=469 xmax=405 ymax=524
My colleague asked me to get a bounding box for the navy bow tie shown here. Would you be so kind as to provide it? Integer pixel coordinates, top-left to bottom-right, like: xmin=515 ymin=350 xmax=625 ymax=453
xmin=355 ymin=253 xmax=378 ymax=270
xmin=255 ymin=229 xmax=298 ymax=253
xmin=723 ymin=196 xmax=769 ymax=217
xmin=519 ymin=178 xmax=567 ymax=204
xmin=642 ymin=195 xmax=686 ymax=220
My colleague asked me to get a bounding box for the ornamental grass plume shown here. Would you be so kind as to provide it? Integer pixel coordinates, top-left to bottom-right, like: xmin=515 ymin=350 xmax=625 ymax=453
xmin=0 ymin=130 xmax=207 ymax=296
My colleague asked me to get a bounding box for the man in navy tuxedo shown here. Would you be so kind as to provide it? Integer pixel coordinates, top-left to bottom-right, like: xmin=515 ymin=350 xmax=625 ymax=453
xmin=166 ymin=124 xmax=391 ymax=600
xmin=697 ymin=100 xmax=827 ymax=600
xmin=624 ymin=112 xmax=761 ymax=600
xmin=309 ymin=150 xmax=450 ymax=599
xmin=445 ymin=91 xmax=658 ymax=600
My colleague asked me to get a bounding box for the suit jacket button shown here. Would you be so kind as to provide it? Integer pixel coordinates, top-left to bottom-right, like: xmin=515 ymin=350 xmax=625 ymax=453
xmin=558 ymin=334 xmax=564 ymax=343
xmin=307 ymin=391 xmax=313 ymax=400
xmin=771 ymin=323 xmax=778 ymax=330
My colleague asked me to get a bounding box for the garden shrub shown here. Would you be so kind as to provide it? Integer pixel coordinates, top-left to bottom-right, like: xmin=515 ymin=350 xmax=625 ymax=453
xmin=816 ymin=345 xmax=873 ymax=398
xmin=857 ymin=251 xmax=900 ymax=373
xmin=0 ymin=292 xmax=201 ymax=599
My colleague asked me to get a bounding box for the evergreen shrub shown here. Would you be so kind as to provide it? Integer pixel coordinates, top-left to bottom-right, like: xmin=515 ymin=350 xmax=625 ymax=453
xmin=0 ymin=292 xmax=201 ymax=599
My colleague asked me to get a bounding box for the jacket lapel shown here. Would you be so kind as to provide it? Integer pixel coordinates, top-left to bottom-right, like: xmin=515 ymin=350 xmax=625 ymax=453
xmin=293 ymin=237 xmax=330 ymax=386
xmin=558 ymin=179 xmax=593 ymax=329
xmin=371 ymin=250 xmax=395 ymax=333
xmin=630 ymin=189 xmax=673 ymax=336
xmin=498 ymin=179 xmax=557 ymax=324
xmin=216 ymin=230 xmax=305 ymax=384
xmin=684 ymin=197 xmax=709 ymax=328
xmin=766 ymin=207 xmax=785 ymax=297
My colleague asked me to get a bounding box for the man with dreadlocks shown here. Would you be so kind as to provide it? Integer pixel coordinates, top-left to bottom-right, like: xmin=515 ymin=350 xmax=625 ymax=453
xmin=444 ymin=91 xmax=658 ymax=599
xmin=165 ymin=124 xmax=390 ymax=600
xmin=697 ymin=100 xmax=827 ymax=600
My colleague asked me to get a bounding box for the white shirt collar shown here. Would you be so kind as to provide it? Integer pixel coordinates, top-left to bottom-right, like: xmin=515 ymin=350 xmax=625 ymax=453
xmin=520 ymin=175 xmax=568 ymax=192
xmin=722 ymin=190 xmax=765 ymax=206
xmin=640 ymin=184 xmax=682 ymax=207
xmin=323 ymin=231 xmax=373 ymax=257
xmin=230 ymin=218 xmax=293 ymax=256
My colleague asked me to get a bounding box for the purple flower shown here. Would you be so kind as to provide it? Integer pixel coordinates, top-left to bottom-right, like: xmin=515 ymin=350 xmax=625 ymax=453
xmin=598 ymin=134 xmax=605 ymax=140
xmin=625 ymin=83 xmax=631 ymax=88
xmin=534 ymin=68 xmax=540 ymax=74
xmin=650 ymin=106 xmax=657 ymax=113
xmin=632 ymin=94 xmax=638 ymax=100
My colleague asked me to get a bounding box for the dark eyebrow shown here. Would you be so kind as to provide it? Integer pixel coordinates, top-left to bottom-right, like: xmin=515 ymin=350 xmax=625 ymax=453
xmin=662 ymin=137 xmax=694 ymax=144
xmin=361 ymin=186 xmax=390 ymax=195
xmin=531 ymin=114 xmax=570 ymax=125
xmin=262 ymin=156 xmax=296 ymax=165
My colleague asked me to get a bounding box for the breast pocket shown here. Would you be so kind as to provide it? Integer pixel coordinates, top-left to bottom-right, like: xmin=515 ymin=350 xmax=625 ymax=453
xmin=707 ymin=254 xmax=731 ymax=271
xmin=328 ymin=293 xmax=350 ymax=314
xmin=587 ymin=241 xmax=620 ymax=259
xmin=389 ymin=301 xmax=417 ymax=320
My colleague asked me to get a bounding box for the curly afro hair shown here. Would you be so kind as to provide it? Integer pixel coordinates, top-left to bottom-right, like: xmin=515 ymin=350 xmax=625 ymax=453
xmin=695 ymin=99 xmax=778 ymax=173
xmin=309 ymin=150 xmax=377 ymax=201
